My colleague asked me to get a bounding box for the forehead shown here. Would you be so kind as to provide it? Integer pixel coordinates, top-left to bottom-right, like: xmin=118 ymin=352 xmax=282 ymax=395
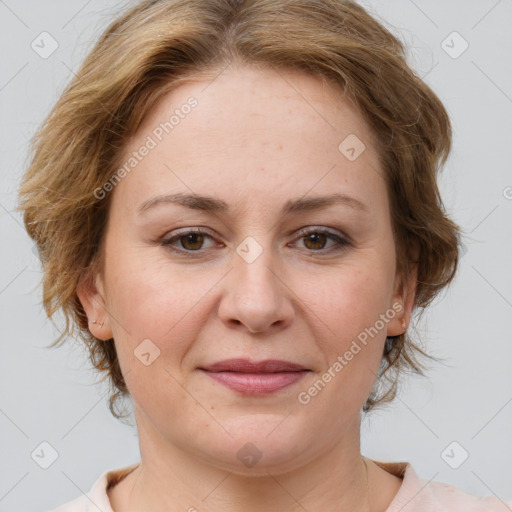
xmin=111 ymin=64 xmax=386 ymax=217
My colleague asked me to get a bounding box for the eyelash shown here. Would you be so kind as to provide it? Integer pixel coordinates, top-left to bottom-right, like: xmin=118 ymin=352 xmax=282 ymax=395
xmin=159 ymin=227 xmax=352 ymax=256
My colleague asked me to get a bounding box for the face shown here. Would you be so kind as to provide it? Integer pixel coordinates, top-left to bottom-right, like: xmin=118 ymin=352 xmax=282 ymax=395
xmin=79 ymin=64 xmax=415 ymax=475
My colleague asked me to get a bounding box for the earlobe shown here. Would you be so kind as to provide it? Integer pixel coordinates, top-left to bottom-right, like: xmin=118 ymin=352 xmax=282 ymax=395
xmin=387 ymin=267 xmax=417 ymax=337
xmin=76 ymin=270 xmax=113 ymax=340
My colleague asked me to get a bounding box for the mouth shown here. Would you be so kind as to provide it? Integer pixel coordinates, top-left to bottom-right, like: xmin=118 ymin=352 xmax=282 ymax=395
xmin=199 ymin=359 xmax=310 ymax=395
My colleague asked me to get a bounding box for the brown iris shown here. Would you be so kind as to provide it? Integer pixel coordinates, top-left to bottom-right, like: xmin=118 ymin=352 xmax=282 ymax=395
xmin=302 ymin=232 xmax=327 ymax=250
xmin=179 ymin=233 xmax=205 ymax=251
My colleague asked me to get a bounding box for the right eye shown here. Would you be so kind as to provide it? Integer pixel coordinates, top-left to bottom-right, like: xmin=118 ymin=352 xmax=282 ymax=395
xmin=160 ymin=228 xmax=221 ymax=254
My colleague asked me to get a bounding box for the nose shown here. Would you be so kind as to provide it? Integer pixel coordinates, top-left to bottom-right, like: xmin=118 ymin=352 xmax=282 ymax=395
xmin=217 ymin=245 xmax=295 ymax=335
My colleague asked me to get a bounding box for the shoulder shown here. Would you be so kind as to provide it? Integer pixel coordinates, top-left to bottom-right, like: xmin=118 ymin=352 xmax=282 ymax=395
xmin=371 ymin=459 xmax=512 ymax=512
xmin=424 ymin=479 xmax=512 ymax=511
xmin=47 ymin=464 xmax=139 ymax=512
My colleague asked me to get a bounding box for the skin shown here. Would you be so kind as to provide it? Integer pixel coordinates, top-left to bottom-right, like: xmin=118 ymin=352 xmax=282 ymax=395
xmin=78 ymin=63 xmax=416 ymax=512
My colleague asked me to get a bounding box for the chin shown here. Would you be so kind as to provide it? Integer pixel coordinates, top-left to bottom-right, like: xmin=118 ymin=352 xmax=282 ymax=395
xmin=191 ymin=415 xmax=316 ymax=476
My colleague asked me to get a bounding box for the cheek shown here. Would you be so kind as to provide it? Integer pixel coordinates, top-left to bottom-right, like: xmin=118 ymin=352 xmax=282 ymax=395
xmin=103 ymin=245 xmax=225 ymax=368
xmin=298 ymin=264 xmax=394 ymax=416
xmin=308 ymin=258 xmax=395 ymax=342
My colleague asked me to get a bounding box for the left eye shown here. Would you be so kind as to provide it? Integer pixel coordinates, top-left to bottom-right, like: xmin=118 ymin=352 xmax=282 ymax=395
xmin=160 ymin=228 xmax=350 ymax=254
xmin=294 ymin=229 xmax=348 ymax=251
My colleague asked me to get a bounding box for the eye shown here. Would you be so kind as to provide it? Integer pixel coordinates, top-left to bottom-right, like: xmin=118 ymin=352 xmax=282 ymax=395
xmin=292 ymin=227 xmax=351 ymax=252
xmin=160 ymin=228 xmax=218 ymax=253
xmin=159 ymin=226 xmax=351 ymax=255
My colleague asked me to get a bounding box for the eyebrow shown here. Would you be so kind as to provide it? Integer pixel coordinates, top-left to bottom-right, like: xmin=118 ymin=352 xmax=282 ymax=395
xmin=137 ymin=192 xmax=369 ymax=216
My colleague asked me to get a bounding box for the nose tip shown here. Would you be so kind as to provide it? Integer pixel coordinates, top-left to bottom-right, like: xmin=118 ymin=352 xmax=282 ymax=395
xmin=219 ymin=256 xmax=294 ymax=335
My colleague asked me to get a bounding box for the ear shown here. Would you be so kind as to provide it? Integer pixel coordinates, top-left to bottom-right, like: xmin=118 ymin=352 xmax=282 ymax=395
xmin=76 ymin=268 xmax=114 ymax=341
xmin=386 ymin=263 xmax=417 ymax=337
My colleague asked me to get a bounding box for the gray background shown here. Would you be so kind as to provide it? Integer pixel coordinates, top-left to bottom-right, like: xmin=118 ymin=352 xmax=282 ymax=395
xmin=1 ymin=0 xmax=511 ymax=510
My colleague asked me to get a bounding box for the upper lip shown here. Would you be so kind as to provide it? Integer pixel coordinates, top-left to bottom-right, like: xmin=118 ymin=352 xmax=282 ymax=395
xmin=200 ymin=359 xmax=308 ymax=373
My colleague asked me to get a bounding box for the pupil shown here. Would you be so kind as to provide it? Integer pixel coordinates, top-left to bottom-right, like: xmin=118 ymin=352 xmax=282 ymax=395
xmin=307 ymin=233 xmax=325 ymax=249
xmin=184 ymin=233 xmax=202 ymax=249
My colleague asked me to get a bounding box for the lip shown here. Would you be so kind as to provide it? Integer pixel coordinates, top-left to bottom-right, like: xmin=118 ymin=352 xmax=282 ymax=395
xmin=200 ymin=358 xmax=308 ymax=373
xmin=199 ymin=359 xmax=310 ymax=395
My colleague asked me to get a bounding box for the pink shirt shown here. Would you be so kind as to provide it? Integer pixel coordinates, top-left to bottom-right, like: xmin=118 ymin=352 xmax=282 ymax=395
xmin=49 ymin=460 xmax=511 ymax=511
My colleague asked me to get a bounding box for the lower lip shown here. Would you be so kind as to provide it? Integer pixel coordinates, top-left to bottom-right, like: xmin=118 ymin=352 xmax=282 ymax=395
xmin=201 ymin=370 xmax=309 ymax=395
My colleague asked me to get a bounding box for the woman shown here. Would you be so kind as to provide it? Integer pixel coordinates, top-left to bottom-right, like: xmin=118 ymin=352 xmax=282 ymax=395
xmin=17 ymin=0 xmax=511 ymax=510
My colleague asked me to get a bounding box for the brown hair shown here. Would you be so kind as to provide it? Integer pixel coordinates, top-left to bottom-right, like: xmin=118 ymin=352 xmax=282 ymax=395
xmin=18 ymin=0 xmax=461 ymax=420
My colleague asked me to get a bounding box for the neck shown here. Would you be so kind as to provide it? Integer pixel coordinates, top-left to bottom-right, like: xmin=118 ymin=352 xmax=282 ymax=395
xmin=115 ymin=414 xmax=373 ymax=512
